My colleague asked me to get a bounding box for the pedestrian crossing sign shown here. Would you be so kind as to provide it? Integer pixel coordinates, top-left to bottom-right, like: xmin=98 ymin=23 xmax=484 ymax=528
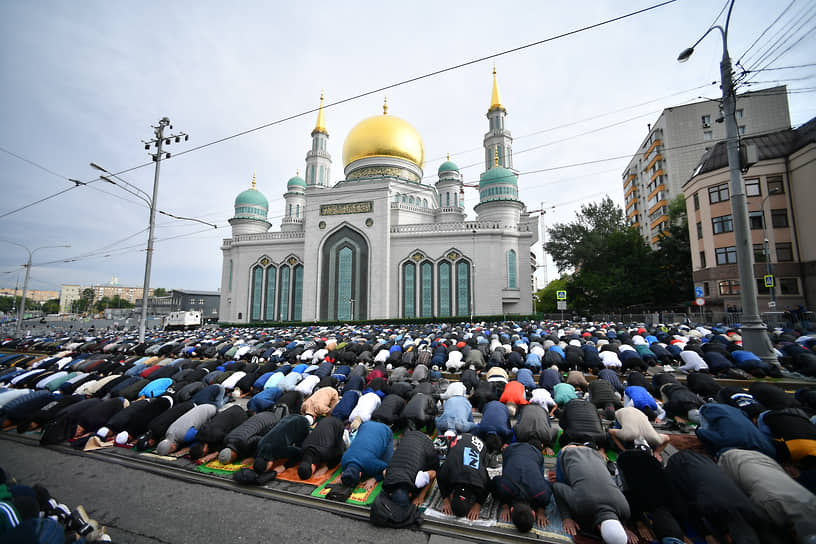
xmin=764 ymin=275 xmax=774 ymax=288
xmin=556 ymin=290 xmax=567 ymax=301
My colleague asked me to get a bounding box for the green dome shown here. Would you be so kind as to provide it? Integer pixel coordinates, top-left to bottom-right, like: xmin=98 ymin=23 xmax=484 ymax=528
xmin=438 ymin=160 xmax=459 ymax=174
xmin=234 ymin=188 xmax=268 ymax=209
xmin=478 ymin=166 xmax=517 ymax=188
xmin=287 ymin=175 xmax=306 ymax=189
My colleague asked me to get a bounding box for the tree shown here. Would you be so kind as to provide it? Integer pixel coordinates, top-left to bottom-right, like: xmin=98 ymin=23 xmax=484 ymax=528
xmin=42 ymin=298 xmax=60 ymax=314
xmin=535 ymin=276 xmax=570 ymax=313
xmin=153 ymin=288 xmax=167 ymax=297
xmin=654 ymin=194 xmax=693 ymax=308
xmin=544 ymin=197 xmax=628 ymax=273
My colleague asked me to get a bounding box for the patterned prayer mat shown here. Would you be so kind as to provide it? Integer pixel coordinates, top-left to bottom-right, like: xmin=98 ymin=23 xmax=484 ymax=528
xmin=275 ymin=463 xmax=339 ymax=486
xmin=195 ymin=457 xmax=254 ymax=475
xmin=311 ymin=467 xmax=384 ymax=505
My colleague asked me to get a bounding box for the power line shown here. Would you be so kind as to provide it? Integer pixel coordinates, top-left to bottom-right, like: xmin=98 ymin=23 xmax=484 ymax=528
xmin=736 ymin=0 xmax=798 ymax=65
xmin=0 ymin=146 xmax=67 ymax=182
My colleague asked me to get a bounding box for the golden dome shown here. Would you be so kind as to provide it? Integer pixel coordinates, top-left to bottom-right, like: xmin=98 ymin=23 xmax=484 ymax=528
xmin=342 ymin=103 xmax=424 ymax=168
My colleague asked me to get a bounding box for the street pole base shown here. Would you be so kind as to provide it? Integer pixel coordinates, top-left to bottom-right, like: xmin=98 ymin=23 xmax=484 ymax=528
xmin=739 ymin=317 xmax=780 ymax=367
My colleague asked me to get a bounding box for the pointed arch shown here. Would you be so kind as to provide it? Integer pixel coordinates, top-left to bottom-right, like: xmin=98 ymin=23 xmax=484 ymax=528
xmin=319 ymin=225 xmax=369 ymax=321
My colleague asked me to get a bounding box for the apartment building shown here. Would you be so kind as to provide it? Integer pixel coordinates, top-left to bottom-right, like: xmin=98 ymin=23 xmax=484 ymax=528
xmin=58 ymin=284 xmax=82 ymax=314
xmin=623 ymin=86 xmax=790 ymax=246
xmin=0 ymin=288 xmax=59 ymax=303
xmin=683 ymin=117 xmax=815 ymax=312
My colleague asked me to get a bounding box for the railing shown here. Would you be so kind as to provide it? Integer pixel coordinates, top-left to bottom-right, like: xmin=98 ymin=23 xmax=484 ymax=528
xmin=390 ymin=220 xmax=531 ymax=233
xmin=232 ymin=232 xmax=306 ymax=242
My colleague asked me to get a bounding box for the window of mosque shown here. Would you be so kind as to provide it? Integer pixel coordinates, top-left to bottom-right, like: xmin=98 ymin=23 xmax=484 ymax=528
xmin=296 ymin=204 xmax=301 ymax=218
xmin=420 ymin=261 xmax=433 ymax=317
xmin=288 ymin=204 xmax=292 ymax=216
xmin=228 ymin=260 xmax=233 ymax=291
xmin=454 ymin=192 xmax=458 ymax=206
xmin=292 ymin=265 xmax=303 ymax=321
xmin=337 ymin=248 xmax=353 ymax=320
xmin=310 ymin=167 xmax=316 ymax=185
xmin=446 ymin=193 xmax=450 ymax=207
xmin=319 ymin=166 xmax=325 ymax=184
xmin=409 ymin=196 xmax=414 ymax=205
xmin=394 ymin=194 xmax=400 ymax=202
xmin=423 ymin=199 xmax=428 ymax=208
xmin=402 ymin=195 xmax=407 ymax=203
xmin=498 ymin=145 xmax=504 ymax=167
xmin=456 ymin=261 xmax=470 ymax=316
xmin=250 ymin=266 xmax=263 ymax=321
xmin=264 ymin=266 xmax=277 ymax=320
xmin=403 ymin=262 xmax=416 ymax=318
xmin=508 ymin=249 xmax=517 ymax=289
xmin=438 ymin=261 xmax=451 ymax=317
xmin=278 ymin=266 xmax=291 ymax=321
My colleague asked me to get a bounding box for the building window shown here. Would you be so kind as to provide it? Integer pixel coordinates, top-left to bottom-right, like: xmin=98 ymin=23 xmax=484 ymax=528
xmin=776 ymin=242 xmax=793 ymax=262
xmin=749 ymin=211 xmax=764 ymax=230
xmin=296 ymin=204 xmax=300 ymax=218
xmin=708 ymin=183 xmax=729 ymax=203
xmin=278 ymin=266 xmax=291 ymax=321
xmin=497 ymin=145 xmax=504 ymax=167
xmin=699 ymin=251 xmax=706 ymax=268
xmin=715 ymin=246 xmax=737 ymax=265
xmin=780 ymin=278 xmax=799 ymax=295
xmin=703 ymin=282 xmax=710 ymax=296
xmin=228 ymin=260 xmax=233 ymax=291
xmin=736 ymin=109 xmax=743 ymax=119
xmin=456 ymin=261 xmax=470 ymax=316
xmin=403 ymin=262 xmax=416 ymax=318
xmin=712 ymin=215 xmax=733 ymax=234
xmin=756 ymin=278 xmax=770 ymax=294
xmin=718 ymin=280 xmax=741 ymax=295
xmin=696 ymin=222 xmax=703 ymax=239
xmin=420 ymin=261 xmax=433 ymax=317
xmin=771 ymin=209 xmax=788 ymax=228
xmin=701 ymin=114 xmax=711 ymax=126
xmin=250 ymin=265 xmax=263 ymax=321
xmin=446 ymin=193 xmax=450 ymax=207
xmin=320 ymin=226 xmax=368 ymax=321
xmin=693 ymin=192 xmax=700 ymax=211
xmin=703 ymin=130 xmax=713 ymax=141
xmin=438 ymin=261 xmax=451 ymax=317
xmin=292 ymin=265 xmax=303 ymax=321
xmin=739 ymin=126 xmax=745 ymax=135
xmin=753 ymin=244 xmax=767 ymax=263
xmin=767 ymin=175 xmax=784 ymax=194
xmin=262 ymin=266 xmax=276 ymax=320
xmin=507 ymin=249 xmax=517 ymax=289
xmin=745 ymin=178 xmax=761 ymax=197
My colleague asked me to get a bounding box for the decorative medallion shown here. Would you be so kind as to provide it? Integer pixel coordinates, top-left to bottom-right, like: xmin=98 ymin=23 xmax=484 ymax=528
xmin=260 ymin=257 xmax=270 ymax=266
xmin=287 ymin=257 xmax=298 ymax=265
xmin=365 ymin=218 xmax=374 ymax=227
xmin=412 ymin=252 xmax=424 ymax=262
xmin=446 ymin=251 xmax=460 ymax=261
xmin=318 ymin=221 xmax=326 ymax=229
xmin=346 ymin=166 xmax=420 ymax=183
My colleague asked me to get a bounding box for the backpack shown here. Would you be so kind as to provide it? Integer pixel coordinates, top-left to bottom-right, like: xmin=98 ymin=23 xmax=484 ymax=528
xmin=369 ymin=493 xmax=422 ymax=528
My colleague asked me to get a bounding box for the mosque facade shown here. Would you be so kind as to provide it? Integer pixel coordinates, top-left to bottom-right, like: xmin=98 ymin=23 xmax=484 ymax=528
xmin=219 ymin=71 xmax=538 ymax=323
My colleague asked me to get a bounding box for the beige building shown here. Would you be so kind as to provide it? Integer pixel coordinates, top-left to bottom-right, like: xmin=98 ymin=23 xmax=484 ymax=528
xmin=623 ymin=87 xmax=790 ymax=246
xmin=59 ymin=284 xmax=82 ymax=314
xmin=683 ymin=118 xmax=815 ymax=313
xmin=92 ymin=284 xmax=152 ymax=304
xmin=0 ymin=288 xmax=59 ymax=303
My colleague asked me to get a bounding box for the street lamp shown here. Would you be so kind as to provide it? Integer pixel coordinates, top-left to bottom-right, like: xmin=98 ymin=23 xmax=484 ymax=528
xmin=0 ymin=241 xmax=70 ymax=336
xmin=759 ymin=188 xmax=781 ymax=309
xmin=678 ymin=0 xmax=777 ymax=366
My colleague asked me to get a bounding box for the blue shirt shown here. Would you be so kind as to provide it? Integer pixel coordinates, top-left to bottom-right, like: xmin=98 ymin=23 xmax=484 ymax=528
xmin=341 ymin=421 xmax=394 ymax=480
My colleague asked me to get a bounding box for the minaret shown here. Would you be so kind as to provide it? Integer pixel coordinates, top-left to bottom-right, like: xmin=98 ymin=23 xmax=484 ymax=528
xmin=229 ymin=173 xmax=271 ymax=236
xmin=483 ymin=67 xmax=515 ymax=172
xmin=305 ymin=92 xmax=332 ymax=187
xmin=282 ymin=170 xmax=306 ymax=232
xmin=435 ymin=153 xmax=466 ymax=223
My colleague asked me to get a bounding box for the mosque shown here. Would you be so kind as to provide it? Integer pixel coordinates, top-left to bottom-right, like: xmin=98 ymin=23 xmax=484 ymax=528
xmin=219 ymin=70 xmax=538 ymax=323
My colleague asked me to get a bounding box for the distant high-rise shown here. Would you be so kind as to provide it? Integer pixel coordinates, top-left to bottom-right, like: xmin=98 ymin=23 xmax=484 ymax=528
xmin=622 ymin=86 xmax=790 ymax=246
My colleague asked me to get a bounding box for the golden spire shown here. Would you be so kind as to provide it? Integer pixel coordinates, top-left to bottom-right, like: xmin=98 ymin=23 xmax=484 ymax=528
xmin=312 ymin=91 xmax=328 ymax=135
xmin=494 ymin=148 xmax=499 ymax=167
xmin=296 ymin=169 xmax=299 ymax=176
xmin=383 ymin=96 xmax=388 ymax=115
xmin=251 ymin=172 xmax=256 ymax=189
xmin=489 ymin=65 xmax=505 ymax=112
xmin=447 ymin=153 xmax=450 ymax=161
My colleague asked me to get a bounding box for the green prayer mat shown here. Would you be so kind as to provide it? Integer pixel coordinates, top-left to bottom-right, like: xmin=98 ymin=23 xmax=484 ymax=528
xmin=311 ymin=466 xmax=383 ymax=505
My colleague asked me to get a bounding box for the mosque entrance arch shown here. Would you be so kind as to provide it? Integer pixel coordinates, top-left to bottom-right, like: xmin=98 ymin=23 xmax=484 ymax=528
xmin=319 ymin=226 xmax=369 ymax=321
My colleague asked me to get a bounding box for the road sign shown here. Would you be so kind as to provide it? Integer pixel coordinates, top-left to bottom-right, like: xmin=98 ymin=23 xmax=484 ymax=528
xmin=695 ymin=297 xmax=706 ymax=306
xmin=557 ymin=301 xmax=567 ymax=310
xmin=694 ymin=286 xmax=704 ymax=298
xmin=556 ymin=290 xmax=567 ymax=301
xmin=764 ymin=275 xmax=774 ymax=288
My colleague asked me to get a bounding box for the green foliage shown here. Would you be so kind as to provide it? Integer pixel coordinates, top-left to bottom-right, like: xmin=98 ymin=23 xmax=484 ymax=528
xmin=543 ymin=196 xmax=693 ymax=313
xmin=42 ymin=299 xmax=60 ymax=314
xmin=535 ymin=276 xmax=570 ymax=313
xmin=153 ymin=288 xmax=168 ymax=297
xmin=93 ymin=295 xmax=134 ymax=311
xmin=81 ymin=288 xmax=94 ymax=301
xmin=0 ymin=295 xmax=38 ymax=313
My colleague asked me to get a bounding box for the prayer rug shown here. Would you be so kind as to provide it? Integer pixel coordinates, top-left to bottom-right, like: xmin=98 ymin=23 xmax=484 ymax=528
xmin=494 ymin=496 xmax=574 ymax=542
xmin=275 ymin=463 xmax=339 ymax=486
xmin=421 ymin=480 xmax=500 ymax=528
xmin=311 ymin=467 xmax=384 ymax=505
xmin=196 ymin=457 xmax=254 ymax=475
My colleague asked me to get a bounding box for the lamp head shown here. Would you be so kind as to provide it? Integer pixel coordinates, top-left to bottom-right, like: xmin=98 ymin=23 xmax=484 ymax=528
xmin=677 ymin=47 xmax=695 ymax=62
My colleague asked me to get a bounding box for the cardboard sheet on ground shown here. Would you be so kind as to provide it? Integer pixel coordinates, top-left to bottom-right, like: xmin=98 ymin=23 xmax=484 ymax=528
xmin=311 ymin=467 xmax=383 ymax=505
xmin=275 ymin=463 xmax=339 ymax=486
xmin=421 ymin=480 xmax=500 ymax=528
xmin=494 ymin=496 xmax=573 ymax=542
xmin=196 ymin=457 xmax=254 ymax=475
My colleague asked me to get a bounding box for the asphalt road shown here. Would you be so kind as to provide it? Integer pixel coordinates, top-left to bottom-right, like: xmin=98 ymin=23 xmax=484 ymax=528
xmin=0 ymin=439 xmax=438 ymax=544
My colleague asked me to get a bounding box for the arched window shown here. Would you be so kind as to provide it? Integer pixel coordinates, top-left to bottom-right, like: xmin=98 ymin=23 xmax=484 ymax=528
xmin=508 ymin=250 xmax=517 ymax=289
xmin=296 ymin=204 xmax=300 ymax=218
xmin=319 ymin=166 xmax=325 ymax=184
xmin=264 ymin=266 xmax=276 ymax=320
xmin=402 ymin=195 xmax=407 ymax=203
xmin=446 ymin=193 xmax=450 ymax=207
xmin=320 ymin=227 xmax=369 ymax=321
xmin=292 ymin=265 xmax=303 ymax=321
xmin=420 ymin=261 xmax=433 ymax=317
xmin=288 ymin=203 xmax=292 ymax=216
xmin=278 ymin=266 xmax=290 ymax=321
xmin=498 ymin=145 xmax=504 ymax=167
xmin=310 ymin=167 xmax=316 ymax=185
xmin=403 ymin=262 xmax=416 ymax=318
xmin=454 ymin=192 xmax=458 ymax=206
xmin=438 ymin=261 xmax=451 ymax=317
xmin=228 ymin=260 xmax=233 ymax=291
xmin=423 ymin=199 xmax=428 ymax=208
xmin=456 ymin=261 xmax=470 ymax=316
xmin=394 ymin=194 xmax=400 ymax=202
xmin=409 ymin=196 xmax=414 ymax=205
xmin=250 ymin=265 xmax=263 ymax=321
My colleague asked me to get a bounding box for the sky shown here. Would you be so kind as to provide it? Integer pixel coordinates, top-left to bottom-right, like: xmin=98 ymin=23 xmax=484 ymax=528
xmin=1 ymin=0 xmax=814 ymax=297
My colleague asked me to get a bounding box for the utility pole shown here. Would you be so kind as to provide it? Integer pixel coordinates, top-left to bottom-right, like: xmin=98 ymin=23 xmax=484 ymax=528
xmin=138 ymin=117 xmax=189 ymax=342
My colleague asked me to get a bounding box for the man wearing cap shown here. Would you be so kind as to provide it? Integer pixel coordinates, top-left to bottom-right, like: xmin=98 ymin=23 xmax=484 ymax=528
xmin=437 ymin=433 xmax=490 ymax=520
xmin=339 ymin=420 xmax=393 ymax=489
xmin=553 ymin=443 xmax=632 ymax=544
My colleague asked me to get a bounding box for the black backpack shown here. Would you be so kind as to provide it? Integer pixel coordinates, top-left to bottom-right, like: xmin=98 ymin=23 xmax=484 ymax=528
xmin=369 ymin=493 xmax=422 ymax=528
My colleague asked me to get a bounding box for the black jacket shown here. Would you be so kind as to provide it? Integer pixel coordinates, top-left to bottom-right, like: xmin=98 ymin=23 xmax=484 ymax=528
xmin=383 ymin=430 xmax=439 ymax=491
xmin=437 ymin=433 xmax=490 ymax=503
